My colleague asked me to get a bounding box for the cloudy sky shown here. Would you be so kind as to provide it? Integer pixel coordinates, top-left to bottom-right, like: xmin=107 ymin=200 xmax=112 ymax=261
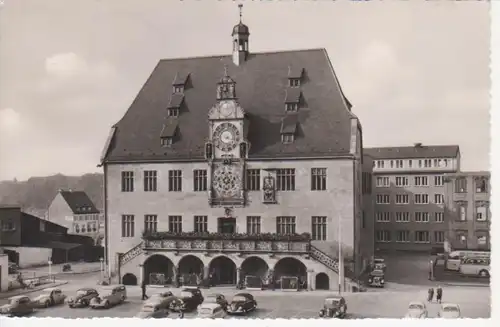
xmin=0 ymin=0 xmax=490 ymax=181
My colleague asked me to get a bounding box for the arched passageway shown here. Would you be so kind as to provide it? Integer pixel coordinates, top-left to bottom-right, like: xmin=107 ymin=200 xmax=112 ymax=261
xmin=241 ymin=256 xmax=269 ymax=289
xmin=315 ymin=273 xmax=329 ymax=290
xmin=143 ymin=254 xmax=174 ymax=285
xmin=122 ymin=273 xmax=138 ymax=286
xmin=178 ymin=255 xmax=204 ymax=286
xmin=274 ymin=257 xmax=307 ymax=290
xmin=209 ymin=256 xmax=237 ymax=285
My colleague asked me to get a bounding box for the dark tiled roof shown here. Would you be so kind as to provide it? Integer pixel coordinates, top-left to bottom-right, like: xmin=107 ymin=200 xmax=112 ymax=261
xmin=288 ymin=66 xmax=303 ymax=79
xmin=364 ymin=145 xmax=460 ymax=159
xmin=103 ymin=48 xmax=354 ymax=162
xmin=167 ymin=94 xmax=184 ymax=108
xmin=160 ymin=118 xmax=179 ymax=138
xmin=60 ymin=191 xmax=100 ymax=214
xmin=172 ymin=72 xmax=190 ymax=86
xmin=284 ymin=88 xmax=302 ymax=103
xmin=281 ymin=114 xmax=298 ymax=134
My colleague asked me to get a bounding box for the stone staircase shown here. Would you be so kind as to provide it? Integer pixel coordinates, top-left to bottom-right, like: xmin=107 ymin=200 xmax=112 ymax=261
xmin=309 ymin=245 xmax=358 ymax=287
xmin=120 ymin=242 xmax=144 ymax=266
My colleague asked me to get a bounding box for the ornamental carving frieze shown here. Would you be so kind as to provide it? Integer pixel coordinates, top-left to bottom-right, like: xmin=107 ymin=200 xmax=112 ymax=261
xmin=262 ymin=176 xmax=277 ymax=204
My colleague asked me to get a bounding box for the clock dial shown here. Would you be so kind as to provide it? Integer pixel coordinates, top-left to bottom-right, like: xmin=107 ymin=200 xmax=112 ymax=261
xmin=220 ymin=102 xmax=233 ymax=117
xmin=213 ymin=165 xmax=241 ymax=198
xmin=213 ymin=122 xmax=240 ymax=152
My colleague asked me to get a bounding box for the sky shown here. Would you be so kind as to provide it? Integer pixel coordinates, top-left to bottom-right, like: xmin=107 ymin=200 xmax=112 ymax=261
xmin=0 ymin=0 xmax=491 ymax=181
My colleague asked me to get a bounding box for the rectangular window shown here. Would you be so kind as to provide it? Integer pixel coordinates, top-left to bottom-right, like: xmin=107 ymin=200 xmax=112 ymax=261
xmin=168 ymin=170 xmax=182 ymax=192
xmin=167 ymin=108 xmax=179 ymax=117
xmin=194 ymin=215 xmax=208 ymax=233
xmin=414 ymin=194 xmax=429 ymax=204
xmin=434 ymin=176 xmax=444 ymax=186
xmin=276 ymin=169 xmax=295 ymax=191
xmin=376 ymin=230 xmax=391 ymax=242
xmin=285 ymin=103 xmax=299 ymax=112
xmin=408 ymin=160 xmax=413 ymax=168
xmin=362 ymin=172 xmax=372 ymax=194
xmin=456 ymin=202 xmax=467 ymax=221
xmin=395 ymin=194 xmax=409 ymax=204
xmin=396 ymin=230 xmax=410 ymax=243
xmin=456 ymin=231 xmax=468 ymax=245
xmin=395 ymin=160 xmax=403 ymax=168
xmin=376 ymin=212 xmax=391 ymax=223
xmin=475 ymin=177 xmax=488 ymax=193
xmin=476 ymin=234 xmax=488 ymax=248
xmin=143 ymin=170 xmax=158 ymax=192
xmin=414 ymin=176 xmax=429 ymax=186
xmin=390 ymin=160 xmax=394 ymax=168
xmin=434 ymin=231 xmax=445 ymax=244
xmin=376 ymin=176 xmax=390 ymax=187
xmin=376 ymin=160 xmax=385 ymax=168
xmin=144 ymin=214 xmax=158 ymax=233
xmin=121 ymin=215 xmax=135 ymax=237
xmin=418 ymin=160 xmax=422 ymax=168
xmin=434 ymin=194 xmax=445 ymax=204
xmin=311 ymin=168 xmax=327 ymax=191
xmin=415 ymin=212 xmax=430 ymax=223
xmin=276 ymin=216 xmax=296 ymax=235
xmin=376 ymin=194 xmax=390 ymax=204
xmin=455 ymin=177 xmax=467 ymax=193
xmin=395 ymin=176 xmax=409 ymax=187
xmin=281 ymin=134 xmax=295 ymax=143
xmin=475 ymin=202 xmax=488 ymax=221
xmin=424 ymin=159 xmax=432 ymax=168
xmin=415 ymin=231 xmax=430 ymax=243
xmin=289 ymin=78 xmax=300 ymax=87
xmin=246 ymin=216 xmax=261 ymax=234
xmin=246 ymin=169 xmax=261 ymax=191
xmin=434 ymin=212 xmax=444 ymax=223
xmin=193 ymin=169 xmax=207 ymax=192
xmin=173 ymin=85 xmax=184 ymax=93
xmin=362 ymin=211 xmax=366 ymax=228
xmin=168 ymin=216 xmax=182 ymax=233
xmin=121 ymin=171 xmax=134 ymax=192
xmin=161 ymin=137 xmax=173 ymax=147
xmin=311 ymin=216 xmax=327 ymax=241
xmin=395 ymin=212 xmax=410 ymax=222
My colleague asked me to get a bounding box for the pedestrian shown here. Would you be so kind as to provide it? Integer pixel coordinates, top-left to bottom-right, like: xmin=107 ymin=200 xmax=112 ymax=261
xmin=427 ymin=288 xmax=434 ymax=302
xmin=436 ymin=286 xmax=443 ymax=303
xmin=141 ymin=279 xmax=148 ymax=300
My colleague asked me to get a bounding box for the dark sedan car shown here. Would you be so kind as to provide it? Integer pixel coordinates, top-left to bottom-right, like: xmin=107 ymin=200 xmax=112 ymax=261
xmin=67 ymin=288 xmax=99 ymax=308
xmin=368 ymin=269 xmax=385 ymax=288
xmin=204 ymin=293 xmax=228 ymax=311
xmin=169 ymin=288 xmax=204 ymax=312
xmin=226 ymin=293 xmax=257 ymax=315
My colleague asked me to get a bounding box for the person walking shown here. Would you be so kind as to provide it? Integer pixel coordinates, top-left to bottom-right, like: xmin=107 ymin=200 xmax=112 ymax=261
xmin=436 ymin=286 xmax=443 ymax=303
xmin=427 ymin=288 xmax=434 ymax=302
xmin=141 ymin=279 xmax=148 ymax=300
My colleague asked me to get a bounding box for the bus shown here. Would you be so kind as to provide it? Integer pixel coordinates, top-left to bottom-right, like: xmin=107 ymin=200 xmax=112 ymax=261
xmin=459 ymin=257 xmax=490 ymax=278
xmin=445 ymin=250 xmax=490 ymax=271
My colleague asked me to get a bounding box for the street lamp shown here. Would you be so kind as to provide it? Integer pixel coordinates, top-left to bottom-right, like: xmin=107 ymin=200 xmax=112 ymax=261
xmin=100 ymin=257 xmax=104 ymax=281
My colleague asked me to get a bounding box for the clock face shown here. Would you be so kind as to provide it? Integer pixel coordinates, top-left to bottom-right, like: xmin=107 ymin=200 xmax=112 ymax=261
xmin=213 ymin=122 xmax=240 ymax=152
xmin=220 ymin=102 xmax=233 ymax=117
xmin=213 ymin=165 xmax=241 ymax=198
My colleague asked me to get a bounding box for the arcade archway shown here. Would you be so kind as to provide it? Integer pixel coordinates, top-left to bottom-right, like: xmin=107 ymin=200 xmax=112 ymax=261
xmin=143 ymin=254 xmax=174 ymax=285
xmin=241 ymin=256 xmax=269 ymax=279
xmin=209 ymin=256 xmax=237 ymax=285
xmin=178 ymin=255 xmax=204 ymax=286
xmin=315 ymin=272 xmax=330 ymax=290
xmin=122 ymin=273 xmax=138 ymax=286
xmin=274 ymin=257 xmax=307 ymax=280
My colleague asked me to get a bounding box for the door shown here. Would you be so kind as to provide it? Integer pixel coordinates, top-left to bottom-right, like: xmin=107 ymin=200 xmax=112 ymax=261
xmin=218 ymin=218 xmax=236 ymax=234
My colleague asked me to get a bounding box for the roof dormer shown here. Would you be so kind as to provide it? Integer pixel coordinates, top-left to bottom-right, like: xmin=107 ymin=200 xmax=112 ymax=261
xmin=284 ymin=87 xmax=302 ymax=112
xmin=280 ymin=114 xmax=298 ymax=144
xmin=160 ymin=117 xmax=179 ymax=147
xmin=288 ymin=66 xmax=304 ymax=87
xmin=172 ymin=72 xmax=190 ymax=93
xmin=167 ymin=94 xmax=185 ymax=117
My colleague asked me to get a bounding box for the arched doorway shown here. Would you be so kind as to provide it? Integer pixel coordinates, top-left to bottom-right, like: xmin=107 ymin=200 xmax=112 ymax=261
xmin=122 ymin=273 xmax=138 ymax=286
xmin=209 ymin=256 xmax=237 ymax=285
xmin=241 ymin=256 xmax=269 ymax=279
xmin=143 ymin=254 xmax=174 ymax=285
xmin=315 ymin=273 xmax=329 ymax=290
xmin=178 ymin=255 xmax=204 ymax=286
xmin=274 ymin=257 xmax=307 ymax=289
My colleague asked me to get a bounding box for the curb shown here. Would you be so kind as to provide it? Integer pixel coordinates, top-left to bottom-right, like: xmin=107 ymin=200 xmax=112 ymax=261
xmin=0 ymin=281 xmax=69 ymax=300
xmin=443 ymin=282 xmax=490 ymax=288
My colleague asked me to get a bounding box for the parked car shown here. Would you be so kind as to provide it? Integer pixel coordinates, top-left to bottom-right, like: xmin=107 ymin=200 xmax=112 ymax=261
xmin=170 ymin=288 xmax=204 ymax=312
xmin=0 ymin=295 xmax=35 ymax=317
xmin=318 ymin=296 xmax=347 ymax=319
xmin=437 ymin=303 xmax=461 ymax=318
xmin=204 ymin=293 xmax=228 ymax=311
xmin=67 ymin=288 xmax=99 ymax=308
xmin=33 ymin=287 xmax=67 ymax=308
xmin=367 ymin=269 xmax=385 ymax=288
xmin=90 ymin=285 xmax=127 ymax=309
xmin=226 ymin=293 xmax=257 ymax=315
xmin=148 ymin=291 xmax=176 ymax=307
xmin=198 ymin=302 xmax=227 ymax=318
xmin=405 ymin=301 xmax=428 ymax=318
xmin=135 ymin=299 xmax=170 ymax=319
xmin=373 ymin=258 xmax=387 ymax=271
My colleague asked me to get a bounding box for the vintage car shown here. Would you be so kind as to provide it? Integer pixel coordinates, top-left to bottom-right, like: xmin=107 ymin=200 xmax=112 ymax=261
xmin=405 ymin=301 xmax=428 ymax=318
xmin=89 ymin=285 xmax=127 ymax=309
xmin=33 ymin=287 xmax=67 ymax=308
xmin=148 ymin=291 xmax=176 ymax=307
xmin=373 ymin=258 xmax=387 ymax=271
xmin=318 ymin=296 xmax=348 ymax=319
xmin=204 ymin=293 xmax=228 ymax=311
xmin=67 ymin=287 xmax=99 ymax=308
xmin=437 ymin=303 xmax=461 ymax=319
xmin=226 ymin=293 xmax=257 ymax=315
xmin=198 ymin=302 xmax=227 ymax=319
xmin=169 ymin=288 xmax=204 ymax=312
xmin=0 ymin=295 xmax=35 ymax=317
xmin=367 ymin=269 xmax=385 ymax=288
xmin=135 ymin=299 xmax=170 ymax=319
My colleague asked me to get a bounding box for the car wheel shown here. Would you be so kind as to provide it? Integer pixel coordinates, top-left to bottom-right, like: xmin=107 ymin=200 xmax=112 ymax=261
xmin=82 ymin=300 xmax=88 ymax=307
xmin=45 ymin=301 xmax=50 ymax=308
xmin=479 ymin=270 xmax=489 ymax=278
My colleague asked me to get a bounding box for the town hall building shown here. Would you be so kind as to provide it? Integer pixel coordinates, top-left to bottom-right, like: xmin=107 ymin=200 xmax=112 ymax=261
xmin=100 ymin=6 xmax=374 ymax=291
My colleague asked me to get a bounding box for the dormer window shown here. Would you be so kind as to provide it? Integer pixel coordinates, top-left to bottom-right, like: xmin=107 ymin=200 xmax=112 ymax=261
xmin=167 ymin=94 xmax=184 ymax=116
xmin=289 ymin=78 xmax=301 ymax=87
xmin=173 ymin=85 xmax=184 ymax=94
xmin=172 ymin=72 xmax=190 ymax=92
xmin=284 ymin=87 xmax=302 ymax=112
xmin=168 ymin=108 xmax=179 ymax=117
xmin=288 ymin=66 xmax=304 ymax=87
xmin=280 ymin=114 xmax=298 ymax=144
xmin=160 ymin=117 xmax=178 ymax=147
xmin=286 ymin=103 xmax=299 ymax=112
xmin=282 ymin=134 xmax=295 ymax=144
xmin=161 ymin=137 xmax=173 ymax=147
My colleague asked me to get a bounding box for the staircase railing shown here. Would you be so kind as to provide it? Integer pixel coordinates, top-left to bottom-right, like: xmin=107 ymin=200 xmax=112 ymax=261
xmin=120 ymin=242 xmax=144 ymax=266
xmin=309 ymin=245 xmax=357 ymax=282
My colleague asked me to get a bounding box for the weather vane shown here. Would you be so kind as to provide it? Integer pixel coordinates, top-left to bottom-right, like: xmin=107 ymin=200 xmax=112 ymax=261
xmin=238 ymin=4 xmax=243 ymax=23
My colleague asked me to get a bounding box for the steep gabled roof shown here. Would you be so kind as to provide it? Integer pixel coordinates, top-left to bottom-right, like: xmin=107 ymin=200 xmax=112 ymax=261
xmin=364 ymin=145 xmax=460 ymax=159
xmin=60 ymin=191 xmax=100 ymax=215
xmin=103 ymin=48 xmax=355 ymax=163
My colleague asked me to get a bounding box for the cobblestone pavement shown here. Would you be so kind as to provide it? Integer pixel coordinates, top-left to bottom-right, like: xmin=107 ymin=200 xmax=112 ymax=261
xmin=3 ymin=282 xmax=490 ymax=319
xmin=15 ymin=262 xmax=102 ymax=279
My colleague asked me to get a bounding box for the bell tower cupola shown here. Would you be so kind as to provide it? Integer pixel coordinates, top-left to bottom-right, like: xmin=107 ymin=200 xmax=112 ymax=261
xmin=232 ymin=4 xmax=250 ymax=66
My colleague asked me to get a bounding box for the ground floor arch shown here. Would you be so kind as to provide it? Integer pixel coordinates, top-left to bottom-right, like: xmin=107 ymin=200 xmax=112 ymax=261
xmin=315 ymin=272 xmax=329 ymax=290
xmin=143 ymin=254 xmax=174 ymax=285
xmin=273 ymin=257 xmax=307 ymax=290
xmin=178 ymin=255 xmax=204 ymax=286
xmin=122 ymin=273 xmax=138 ymax=286
xmin=241 ymin=256 xmax=269 ymax=279
xmin=209 ymin=256 xmax=237 ymax=285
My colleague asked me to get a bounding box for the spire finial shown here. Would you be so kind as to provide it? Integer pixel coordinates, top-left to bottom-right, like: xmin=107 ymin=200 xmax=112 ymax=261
xmin=238 ymin=4 xmax=243 ymax=23
xmin=224 ymin=64 xmax=228 ymax=77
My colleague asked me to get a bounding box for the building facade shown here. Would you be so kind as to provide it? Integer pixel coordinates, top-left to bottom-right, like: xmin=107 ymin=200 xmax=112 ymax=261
xmin=100 ymin=11 xmax=373 ymax=291
xmin=444 ymin=171 xmax=491 ymax=251
xmin=365 ymin=144 xmax=461 ymax=252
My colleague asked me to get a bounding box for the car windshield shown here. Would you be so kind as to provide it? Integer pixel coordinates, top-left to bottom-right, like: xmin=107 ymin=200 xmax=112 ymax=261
xmin=180 ymin=291 xmax=193 ymax=298
xmin=325 ymin=299 xmax=340 ymax=305
xmin=141 ymin=305 xmax=155 ymax=312
xmin=205 ymin=296 xmax=217 ymax=302
xmin=76 ymin=290 xmax=88 ymax=296
xmin=8 ymin=299 xmax=19 ymax=305
xmin=199 ymin=308 xmax=213 ymax=315
xmin=233 ymin=295 xmax=247 ymax=302
xmin=100 ymin=290 xmax=113 ymax=297
xmin=371 ymin=270 xmax=384 ymax=276
xmin=443 ymin=306 xmax=458 ymax=312
xmin=409 ymin=304 xmax=423 ymax=310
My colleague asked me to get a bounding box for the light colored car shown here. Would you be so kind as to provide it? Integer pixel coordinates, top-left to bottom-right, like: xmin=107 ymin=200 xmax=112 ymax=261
xmin=438 ymin=303 xmax=461 ymax=318
xmin=0 ymin=295 xmax=35 ymax=317
xmin=405 ymin=301 xmax=428 ymax=318
xmin=89 ymin=285 xmax=127 ymax=309
xmin=33 ymin=287 xmax=67 ymax=308
xmin=148 ymin=291 xmax=176 ymax=307
xmin=198 ymin=302 xmax=227 ymax=319
xmin=135 ymin=300 xmax=170 ymax=319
